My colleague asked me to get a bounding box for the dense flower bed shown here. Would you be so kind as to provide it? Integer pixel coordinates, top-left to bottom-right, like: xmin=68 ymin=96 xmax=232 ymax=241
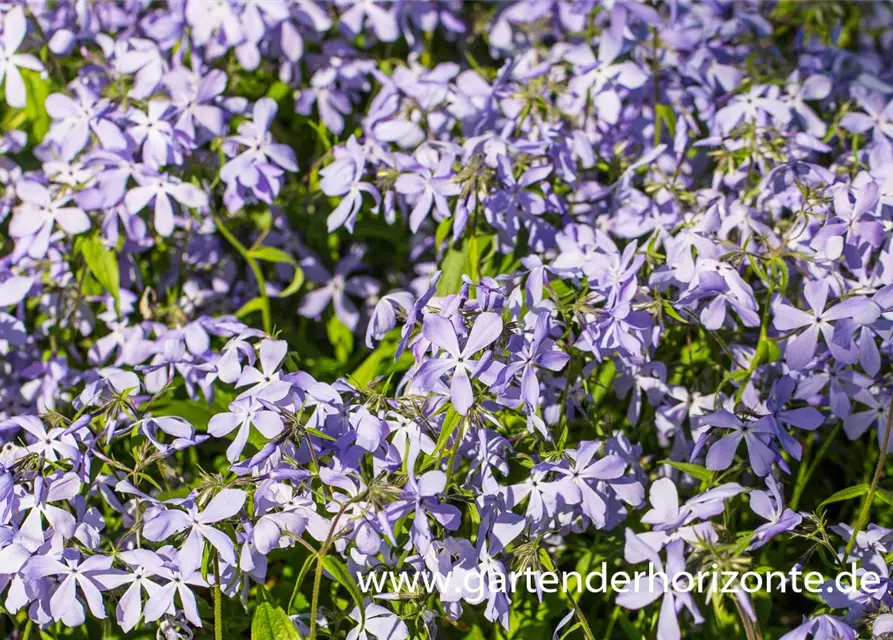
xmin=0 ymin=1 xmax=892 ymax=639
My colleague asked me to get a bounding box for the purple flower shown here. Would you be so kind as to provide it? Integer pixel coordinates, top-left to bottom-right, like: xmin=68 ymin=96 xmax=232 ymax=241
xmin=773 ymin=280 xmax=879 ymax=370
xmin=165 ymin=67 xmax=228 ymax=140
xmin=299 ymin=251 xmax=379 ymax=331
xmin=142 ymin=488 xmax=247 ymax=566
xmin=98 ymin=549 xmax=163 ymax=632
xmin=714 ymin=84 xmax=791 ymax=135
xmin=366 ymin=290 xmax=414 ymax=348
xmin=0 ymin=7 xmax=44 ymax=108
xmin=748 ymin=476 xmax=802 ymax=549
xmin=24 ymin=550 xmax=114 ymax=626
xmin=235 ymin=339 xmax=292 ymax=402
xmin=10 ymin=181 xmax=90 ymax=258
xmin=221 ymin=98 xmax=298 ymax=211
xmin=840 ymin=88 xmax=893 ymax=147
xmin=616 ymin=535 xmax=703 ymax=640
xmin=45 ymin=83 xmax=126 ymax=158
xmin=346 ymin=603 xmax=408 ymax=640
xmin=395 ymin=146 xmax=460 ymax=232
xmin=128 ymin=101 xmax=180 ymax=168
xmin=495 ymin=313 xmax=570 ymax=409
xmin=845 ymin=385 xmax=893 ymax=453
xmin=556 ymin=441 xmax=628 ymax=527
xmin=779 ymin=615 xmax=855 ymax=640
xmin=17 ymin=473 xmax=82 ymax=551
xmin=388 ymin=469 xmax=460 ymax=554
xmin=321 ymin=136 xmax=380 ymax=233
xmin=209 ymin=395 xmax=284 ymax=462
xmin=124 ymin=172 xmax=208 ymax=237
xmin=142 ymin=550 xmax=209 ymax=628
xmin=417 ymin=311 xmax=504 ymax=415
xmin=694 ymin=409 xmax=777 ymax=476
xmin=337 ymin=0 xmax=398 ymax=42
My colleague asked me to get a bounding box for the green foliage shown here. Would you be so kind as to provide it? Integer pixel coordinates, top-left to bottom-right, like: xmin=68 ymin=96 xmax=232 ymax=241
xmin=78 ymin=235 xmax=121 ymax=310
xmin=252 ymin=602 xmax=302 ymax=640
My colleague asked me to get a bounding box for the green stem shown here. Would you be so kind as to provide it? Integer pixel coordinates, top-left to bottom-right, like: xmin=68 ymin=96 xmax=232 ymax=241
xmin=309 ymin=501 xmax=353 ymax=640
xmin=791 ymin=423 xmax=840 ymax=510
xmin=651 ymin=28 xmax=661 ymax=147
xmin=214 ymin=555 xmax=223 ymax=640
xmin=846 ymin=396 xmax=893 ymax=556
xmin=445 ymin=416 xmax=467 ymax=484
xmin=212 ymin=213 xmax=272 ymax=334
xmin=565 ymin=592 xmax=597 ymax=640
xmin=601 ymin=605 xmax=620 ymax=640
xmin=21 ymin=619 xmax=32 ymax=640
xmin=735 ymin=274 xmax=775 ymax=404
xmin=734 ymin=598 xmax=761 ymax=640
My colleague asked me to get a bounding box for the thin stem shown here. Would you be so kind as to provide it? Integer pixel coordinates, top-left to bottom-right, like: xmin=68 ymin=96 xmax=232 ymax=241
xmin=651 ymin=27 xmax=661 ymax=147
xmin=734 ymin=598 xmax=762 ymax=640
xmin=445 ymin=416 xmax=467 ymax=484
xmin=309 ymin=500 xmax=353 ymax=640
xmin=791 ymin=423 xmax=840 ymax=510
xmin=214 ymin=554 xmax=223 ymax=640
xmin=846 ymin=396 xmax=893 ymax=556
xmin=735 ymin=276 xmax=774 ymax=404
xmin=565 ymin=592 xmax=597 ymax=640
xmin=601 ymin=605 xmax=620 ymax=640
xmin=212 ymin=213 xmax=272 ymax=334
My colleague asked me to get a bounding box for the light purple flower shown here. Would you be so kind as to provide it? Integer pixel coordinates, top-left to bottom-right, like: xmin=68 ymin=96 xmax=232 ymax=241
xmin=0 ymin=7 xmax=44 ymax=108
xmin=417 ymin=311 xmax=504 ymax=415
xmin=24 ymin=550 xmax=114 ymax=626
xmin=10 ymin=181 xmax=89 ymax=258
xmin=748 ymin=476 xmax=802 ymax=549
xmin=142 ymin=488 xmax=247 ymax=566
xmin=124 ymin=172 xmax=208 ymax=237
xmin=773 ymin=280 xmax=880 ymax=370
xmin=346 ymin=603 xmax=408 ymax=640
xmin=209 ymin=395 xmax=284 ymax=462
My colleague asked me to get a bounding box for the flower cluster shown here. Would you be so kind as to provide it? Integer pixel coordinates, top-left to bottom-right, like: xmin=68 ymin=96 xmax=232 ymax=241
xmin=1 ymin=2 xmax=893 ymax=640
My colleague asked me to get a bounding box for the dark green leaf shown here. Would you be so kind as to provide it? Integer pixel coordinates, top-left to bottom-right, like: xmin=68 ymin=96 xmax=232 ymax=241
xmin=818 ymin=484 xmax=869 ymax=508
xmin=251 ymin=602 xmax=301 ymax=640
xmin=80 ymin=236 xmax=120 ymax=308
xmin=321 ymin=556 xmax=364 ymax=624
xmin=250 ymin=246 xmax=295 ymax=264
xmin=660 ymin=460 xmax=714 ymax=482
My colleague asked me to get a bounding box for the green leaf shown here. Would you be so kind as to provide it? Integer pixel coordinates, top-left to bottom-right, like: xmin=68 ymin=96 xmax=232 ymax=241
xmin=436 ymin=241 xmax=469 ymax=296
xmin=468 ymin=234 xmax=482 ymax=282
xmin=435 ymin=217 xmax=453 ymax=252
xmin=248 ymin=246 xmax=304 ymax=298
xmin=819 ymin=484 xmax=870 ymax=508
xmin=79 ymin=236 xmax=120 ymax=308
xmin=288 ymin=555 xmax=316 ymax=615
xmin=432 ymin=407 xmax=462 ymax=457
xmin=326 ymin=316 xmax=354 ymax=363
xmin=662 ymin=300 xmax=688 ymax=324
xmin=236 ymin=297 xmax=267 ymax=319
xmin=660 ymin=460 xmax=714 ymax=483
xmin=278 ymin=266 xmax=305 ymax=298
xmin=655 ymin=103 xmax=678 ymax=138
xmin=305 ymin=427 xmax=336 ymax=442
xmin=21 ymin=69 xmax=52 ymax=141
xmin=351 ymin=341 xmax=394 ymax=387
xmin=249 ymin=246 xmax=295 ymax=264
xmin=321 ymin=556 xmax=364 ymax=624
xmin=460 ymin=626 xmax=488 ymax=640
xmin=251 ymin=602 xmax=301 ymax=640
xmin=266 ymin=81 xmax=291 ymax=102
xmin=875 ymin=488 xmax=893 ymax=507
